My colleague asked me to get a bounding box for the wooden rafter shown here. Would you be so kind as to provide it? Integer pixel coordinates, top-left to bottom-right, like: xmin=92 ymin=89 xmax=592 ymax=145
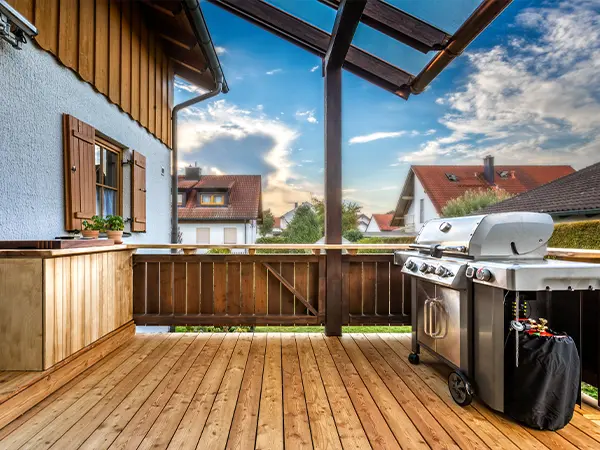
xmin=319 ymin=0 xmax=451 ymax=53
xmin=207 ymin=0 xmax=413 ymax=99
xmin=324 ymin=0 xmax=367 ymax=71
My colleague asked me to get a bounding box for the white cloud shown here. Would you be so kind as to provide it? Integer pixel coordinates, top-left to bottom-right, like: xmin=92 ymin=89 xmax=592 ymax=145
xmin=349 ymin=131 xmax=407 ymax=144
xmin=266 ymin=68 xmax=283 ymax=75
xmin=301 ymin=159 xmax=314 ymax=163
xmin=215 ymin=46 xmax=227 ymax=55
xmin=400 ymin=1 xmax=600 ymax=168
xmin=174 ymin=79 xmax=207 ymax=95
xmin=295 ymin=109 xmax=318 ymax=124
xmin=310 ymin=65 xmax=319 ymax=72
xmin=178 ymin=100 xmax=317 ymax=214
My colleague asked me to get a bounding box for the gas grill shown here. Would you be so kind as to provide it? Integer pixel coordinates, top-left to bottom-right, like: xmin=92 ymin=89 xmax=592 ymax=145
xmin=394 ymin=212 xmax=600 ymax=411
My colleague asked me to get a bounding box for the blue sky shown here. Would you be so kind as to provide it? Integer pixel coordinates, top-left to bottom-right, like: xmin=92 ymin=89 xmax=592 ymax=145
xmin=176 ymin=0 xmax=600 ymax=215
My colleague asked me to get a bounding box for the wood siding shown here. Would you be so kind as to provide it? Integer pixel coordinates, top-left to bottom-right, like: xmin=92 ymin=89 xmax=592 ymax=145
xmin=43 ymin=250 xmax=133 ymax=368
xmin=7 ymin=0 xmax=173 ymax=148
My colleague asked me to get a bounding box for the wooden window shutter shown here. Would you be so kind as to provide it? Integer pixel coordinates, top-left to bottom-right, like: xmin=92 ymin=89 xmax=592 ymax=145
xmin=63 ymin=114 xmax=96 ymax=231
xmin=131 ymin=150 xmax=147 ymax=232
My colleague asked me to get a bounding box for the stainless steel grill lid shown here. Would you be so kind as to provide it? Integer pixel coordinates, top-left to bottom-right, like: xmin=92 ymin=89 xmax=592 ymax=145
xmin=415 ymin=213 xmax=554 ymax=260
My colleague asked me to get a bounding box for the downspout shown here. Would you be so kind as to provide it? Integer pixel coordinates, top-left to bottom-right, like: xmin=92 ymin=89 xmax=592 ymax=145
xmin=170 ymin=0 xmax=226 ymax=244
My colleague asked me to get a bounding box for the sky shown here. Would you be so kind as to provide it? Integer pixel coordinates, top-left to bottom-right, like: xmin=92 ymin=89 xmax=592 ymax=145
xmin=175 ymin=0 xmax=600 ymax=216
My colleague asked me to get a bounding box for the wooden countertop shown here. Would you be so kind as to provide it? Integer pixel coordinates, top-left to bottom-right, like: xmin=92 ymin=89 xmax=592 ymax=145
xmin=0 ymin=245 xmax=131 ymax=258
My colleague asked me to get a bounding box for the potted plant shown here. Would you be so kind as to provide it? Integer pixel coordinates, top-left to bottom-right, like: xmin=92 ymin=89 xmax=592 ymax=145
xmin=81 ymin=215 xmax=105 ymax=239
xmin=105 ymin=215 xmax=125 ymax=244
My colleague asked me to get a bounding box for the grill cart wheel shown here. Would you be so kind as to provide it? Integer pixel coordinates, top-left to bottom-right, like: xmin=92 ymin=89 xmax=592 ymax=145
xmin=448 ymin=371 xmax=473 ymax=406
xmin=408 ymin=353 xmax=420 ymax=365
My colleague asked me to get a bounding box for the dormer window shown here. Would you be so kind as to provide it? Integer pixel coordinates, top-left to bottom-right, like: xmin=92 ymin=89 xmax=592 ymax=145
xmin=200 ymin=193 xmax=225 ymax=206
xmin=177 ymin=192 xmax=185 ymax=207
xmin=498 ymin=170 xmax=510 ymax=179
xmin=445 ymin=173 xmax=459 ymax=182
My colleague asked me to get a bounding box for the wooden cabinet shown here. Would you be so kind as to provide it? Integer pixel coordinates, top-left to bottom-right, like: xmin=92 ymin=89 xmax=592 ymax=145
xmin=0 ymin=249 xmax=133 ymax=370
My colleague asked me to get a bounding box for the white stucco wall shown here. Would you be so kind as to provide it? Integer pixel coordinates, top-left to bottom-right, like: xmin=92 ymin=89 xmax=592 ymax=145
xmin=365 ymin=219 xmax=381 ymax=233
xmin=406 ymin=176 xmax=439 ymax=231
xmin=178 ymin=221 xmax=258 ymax=253
xmin=0 ymin=40 xmax=171 ymax=243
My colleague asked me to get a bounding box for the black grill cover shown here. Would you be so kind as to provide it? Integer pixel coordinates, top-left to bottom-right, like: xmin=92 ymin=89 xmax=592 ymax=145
xmin=505 ymin=334 xmax=580 ymax=430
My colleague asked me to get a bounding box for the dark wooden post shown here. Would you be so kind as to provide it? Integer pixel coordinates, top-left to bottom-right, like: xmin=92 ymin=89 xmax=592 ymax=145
xmin=323 ymin=0 xmax=366 ymax=336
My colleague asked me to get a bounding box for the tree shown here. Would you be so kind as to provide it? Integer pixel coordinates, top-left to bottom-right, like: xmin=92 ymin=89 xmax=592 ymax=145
xmin=283 ymin=204 xmax=322 ymax=243
xmin=259 ymin=209 xmax=275 ymax=236
xmin=441 ymin=189 xmax=512 ymax=218
xmin=311 ymin=197 xmax=362 ymax=235
xmin=343 ymin=229 xmax=363 ymax=242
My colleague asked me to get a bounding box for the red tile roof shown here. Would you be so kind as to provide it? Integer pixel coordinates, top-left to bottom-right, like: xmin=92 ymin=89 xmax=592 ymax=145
xmin=412 ymin=165 xmax=575 ymax=213
xmin=372 ymin=214 xmax=398 ymax=231
xmin=273 ymin=217 xmax=282 ymax=229
xmin=178 ymin=175 xmax=262 ymax=221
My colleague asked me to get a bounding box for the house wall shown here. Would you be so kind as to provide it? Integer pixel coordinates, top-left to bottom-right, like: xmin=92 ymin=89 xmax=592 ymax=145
xmin=365 ymin=219 xmax=381 ymax=233
xmin=0 ymin=39 xmax=172 ymax=243
xmin=406 ymin=176 xmax=439 ymax=231
xmin=179 ymin=221 xmax=258 ymax=252
xmin=6 ymin=0 xmax=173 ymax=147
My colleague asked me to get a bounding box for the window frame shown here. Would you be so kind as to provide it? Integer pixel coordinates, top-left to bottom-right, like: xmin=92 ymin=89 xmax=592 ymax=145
xmin=224 ymin=227 xmax=237 ymax=245
xmin=177 ymin=191 xmax=186 ymax=207
xmin=95 ymin=137 xmax=123 ymax=218
xmin=199 ymin=193 xmax=226 ymax=206
xmin=196 ymin=227 xmax=211 ymax=244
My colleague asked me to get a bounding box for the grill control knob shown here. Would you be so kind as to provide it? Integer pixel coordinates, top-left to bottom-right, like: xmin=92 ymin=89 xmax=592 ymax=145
xmin=435 ymin=266 xmax=447 ymax=277
xmin=419 ymin=263 xmax=429 ymax=273
xmin=476 ymin=268 xmax=492 ymax=282
xmin=405 ymin=260 xmax=417 ymax=271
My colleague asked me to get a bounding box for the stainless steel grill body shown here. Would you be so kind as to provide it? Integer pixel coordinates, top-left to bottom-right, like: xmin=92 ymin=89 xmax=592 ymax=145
xmin=395 ymin=212 xmax=600 ymax=411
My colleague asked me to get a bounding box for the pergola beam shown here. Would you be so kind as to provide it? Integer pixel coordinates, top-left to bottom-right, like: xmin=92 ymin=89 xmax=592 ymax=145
xmin=319 ymin=0 xmax=450 ymax=53
xmin=323 ymin=0 xmax=366 ymax=337
xmin=207 ymin=0 xmax=413 ymax=99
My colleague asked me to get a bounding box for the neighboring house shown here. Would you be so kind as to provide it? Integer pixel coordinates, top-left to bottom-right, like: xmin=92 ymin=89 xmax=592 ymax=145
xmin=272 ymin=217 xmax=283 ymax=236
xmin=0 ymin=0 xmax=224 ymax=242
xmin=177 ymin=167 xmax=262 ymax=251
xmin=279 ymin=202 xmax=313 ymax=231
xmin=366 ymin=214 xmax=398 ymax=233
xmin=480 ymin=161 xmax=600 ymax=222
xmin=391 ymin=156 xmax=575 ymax=231
xmin=357 ymin=214 xmax=370 ymax=232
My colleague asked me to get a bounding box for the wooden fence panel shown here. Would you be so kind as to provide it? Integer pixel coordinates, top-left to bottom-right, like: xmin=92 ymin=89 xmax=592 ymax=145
xmin=132 ymin=253 xmax=408 ymax=326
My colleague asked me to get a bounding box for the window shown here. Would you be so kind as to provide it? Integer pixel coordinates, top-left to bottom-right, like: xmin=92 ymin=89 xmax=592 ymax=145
xmin=95 ymin=138 xmax=122 ymax=217
xmin=445 ymin=173 xmax=459 ymax=182
xmin=224 ymin=228 xmax=237 ymax=245
xmin=200 ymin=193 xmax=225 ymax=206
xmin=419 ymin=199 xmax=425 ymax=224
xmin=498 ymin=170 xmax=510 ymax=179
xmin=196 ymin=228 xmax=210 ymax=244
xmin=177 ymin=192 xmax=185 ymax=207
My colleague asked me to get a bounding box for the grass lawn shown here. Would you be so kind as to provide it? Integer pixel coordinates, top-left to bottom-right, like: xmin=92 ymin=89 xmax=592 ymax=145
xmin=583 ymin=382 xmax=599 ymax=400
xmin=175 ymin=325 xmax=411 ymax=333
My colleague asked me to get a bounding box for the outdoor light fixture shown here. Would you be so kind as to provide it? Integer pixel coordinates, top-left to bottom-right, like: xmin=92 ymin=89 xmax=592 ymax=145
xmin=0 ymin=0 xmax=37 ymax=50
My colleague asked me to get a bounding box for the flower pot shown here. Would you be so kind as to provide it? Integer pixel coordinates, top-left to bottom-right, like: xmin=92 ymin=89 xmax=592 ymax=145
xmin=106 ymin=230 xmax=123 ymax=244
xmin=82 ymin=230 xmax=99 ymax=239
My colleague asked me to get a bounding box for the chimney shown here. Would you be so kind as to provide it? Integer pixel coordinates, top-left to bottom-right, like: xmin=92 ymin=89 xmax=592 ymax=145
xmin=483 ymin=155 xmax=495 ymax=185
xmin=184 ymin=164 xmax=201 ymax=181
xmin=294 ymin=202 xmax=298 ymax=208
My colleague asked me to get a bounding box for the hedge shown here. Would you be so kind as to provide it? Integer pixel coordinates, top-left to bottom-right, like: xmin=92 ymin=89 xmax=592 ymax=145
xmin=548 ymin=220 xmax=600 ymax=249
xmin=357 ymin=236 xmax=415 ymax=253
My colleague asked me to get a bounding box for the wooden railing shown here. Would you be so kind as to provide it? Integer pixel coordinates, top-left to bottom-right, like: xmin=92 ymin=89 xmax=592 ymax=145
xmin=131 ymin=244 xmax=412 ymax=327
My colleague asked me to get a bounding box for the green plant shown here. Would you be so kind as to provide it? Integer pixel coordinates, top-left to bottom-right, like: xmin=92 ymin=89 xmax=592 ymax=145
xmin=312 ymin=197 xmax=362 ymax=235
xmin=255 ymin=236 xmax=308 ymax=254
xmin=343 ymin=229 xmax=364 ymax=242
xmin=259 ymin=209 xmax=275 ymax=236
xmin=441 ymin=188 xmax=512 ymax=218
xmin=105 ymin=215 xmax=124 ymax=231
xmin=82 ymin=215 xmax=106 ymax=231
xmin=357 ymin=236 xmax=415 ymax=253
xmin=282 ymin=204 xmax=322 ymax=243
xmin=206 ymin=248 xmax=232 ymax=254
xmin=548 ymin=220 xmax=600 ymax=249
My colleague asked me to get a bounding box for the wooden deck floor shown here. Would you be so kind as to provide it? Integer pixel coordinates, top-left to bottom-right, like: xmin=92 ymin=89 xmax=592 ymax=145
xmin=1 ymin=332 xmax=600 ymax=449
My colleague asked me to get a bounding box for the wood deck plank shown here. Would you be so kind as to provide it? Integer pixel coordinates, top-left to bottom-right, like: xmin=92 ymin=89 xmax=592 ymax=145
xmin=351 ymin=334 xmax=459 ymax=450
xmin=338 ymin=335 xmax=428 ymax=449
xmin=308 ymin=334 xmax=371 ymax=450
xmin=15 ymin=334 xmax=170 ymax=450
xmin=281 ymin=334 xmax=313 ymax=449
xmin=197 ymin=334 xmax=253 ymax=450
xmin=89 ymin=334 xmax=211 ymax=449
xmin=46 ymin=334 xmax=189 ymax=449
xmin=295 ymin=334 xmax=342 ymax=450
xmin=387 ymin=334 xmax=520 ymax=450
xmin=167 ymin=333 xmax=240 ymax=450
xmin=137 ymin=334 xmax=226 ymax=450
xmin=0 ymin=335 xmax=151 ymax=447
xmin=321 ymin=334 xmax=400 ymax=450
xmin=256 ymin=333 xmax=284 ymax=450
xmin=226 ymin=334 xmax=268 ymax=450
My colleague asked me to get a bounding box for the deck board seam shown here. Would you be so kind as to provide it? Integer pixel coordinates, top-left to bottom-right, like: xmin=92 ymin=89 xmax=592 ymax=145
xmin=293 ymin=334 xmax=316 ymax=449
